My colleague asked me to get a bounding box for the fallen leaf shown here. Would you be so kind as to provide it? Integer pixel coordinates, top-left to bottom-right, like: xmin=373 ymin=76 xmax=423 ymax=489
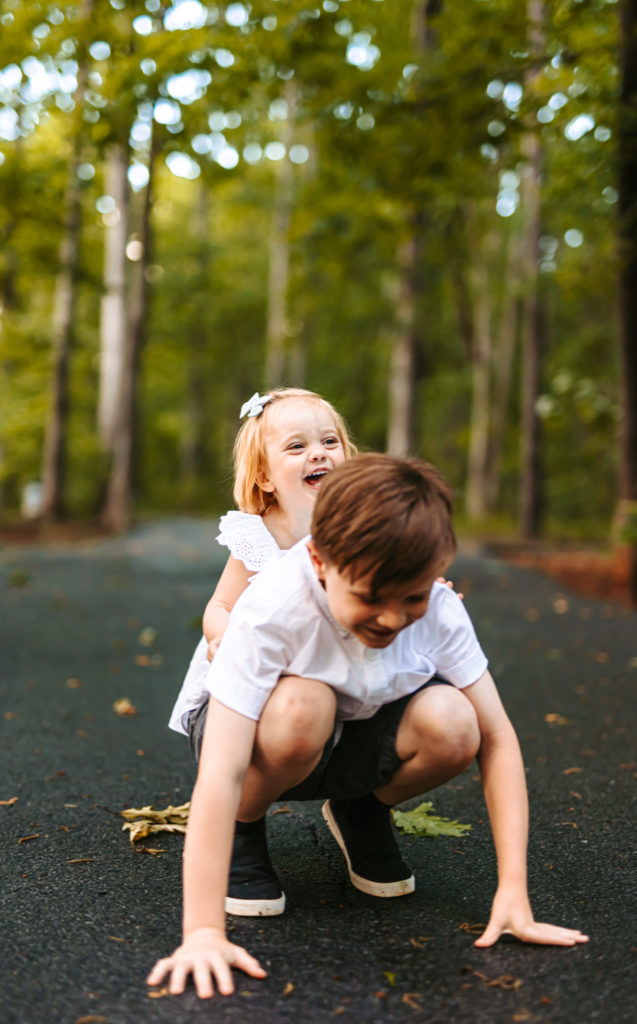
xmin=67 ymin=858 xmax=93 ymax=864
xmin=270 ymin=805 xmax=293 ymax=815
xmin=393 ymin=801 xmax=471 ymax=838
xmin=332 ymin=1009 xmax=346 ymax=1017
xmin=138 ymin=627 xmax=157 ymax=647
xmin=75 ymin=1016 xmax=108 ymax=1024
xmin=1 ymin=797 xmax=18 ymax=806
xmin=409 ymin=936 xmax=431 ymax=949
xmin=458 ymin=922 xmax=486 ymax=935
xmin=553 ymin=598 xmax=569 ymax=614
xmin=569 ymin=791 xmax=582 ymax=799
xmin=593 ymin=651 xmax=609 ymax=663
xmin=544 ymin=713 xmax=573 ymax=726
xmin=283 ymin=981 xmax=294 ymax=995
xmin=66 ymin=678 xmax=82 ymax=689
xmin=135 ymin=655 xmax=151 ymax=667
xmin=108 ymin=936 xmax=129 ymax=942
xmin=18 ymin=834 xmax=40 ymax=844
xmin=401 ymin=993 xmax=421 ymax=1010
xmin=112 ymin=698 xmax=137 ymax=717
xmin=384 ymin=971 xmax=396 ymax=988
xmin=121 ymin=801 xmax=190 ymax=843
xmin=619 ymin=763 xmax=636 ymax=771
xmin=147 ymin=987 xmax=169 ymax=999
xmin=138 ymin=847 xmax=165 ymax=856
xmin=563 ymin=767 xmax=583 ymax=775
xmin=4 ymin=712 xmax=17 ymax=720
xmin=556 ymin=822 xmax=578 ymax=828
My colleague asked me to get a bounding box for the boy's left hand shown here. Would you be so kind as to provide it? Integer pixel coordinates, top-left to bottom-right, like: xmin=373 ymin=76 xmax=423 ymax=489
xmin=436 ymin=576 xmax=464 ymax=601
xmin=475 ymin=885 xmax=589 ymax=948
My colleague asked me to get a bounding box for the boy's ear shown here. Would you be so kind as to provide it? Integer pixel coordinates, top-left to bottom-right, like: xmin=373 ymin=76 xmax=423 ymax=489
xmin=306 ymin=539 xmax=328 ymax=581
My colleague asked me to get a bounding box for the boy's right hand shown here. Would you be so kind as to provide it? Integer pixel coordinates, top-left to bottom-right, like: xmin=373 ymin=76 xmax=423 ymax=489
xmin=147 ymin=926 xmax=267 ymax=998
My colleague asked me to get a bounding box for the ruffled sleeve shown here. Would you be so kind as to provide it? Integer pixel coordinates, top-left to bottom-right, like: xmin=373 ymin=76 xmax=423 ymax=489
xmin=216 ymin=511 xmax=280 ymax=572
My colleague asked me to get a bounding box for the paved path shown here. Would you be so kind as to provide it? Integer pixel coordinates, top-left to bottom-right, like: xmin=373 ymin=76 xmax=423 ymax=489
xmin=1 ymin=521 xmax=636 ymax=1024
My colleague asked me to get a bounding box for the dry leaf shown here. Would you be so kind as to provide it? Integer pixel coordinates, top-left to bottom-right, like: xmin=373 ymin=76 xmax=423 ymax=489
xmin=67 ymin=858 xmax=93 ymax=864
xmin=66 ymin=678 xmax=82 ymax=689
xmin=401 ymin=993 xmax=422 ymax=1010
xmin=18 ymin=834 xmax=40 ymax=844
xmin=458 ymin=922 xmax=485 ymax=935
xmin=563 ymin=767 xmax=583 ymax=775
xmin=1 ymin=797 xmax=18 ymax=806
xmin=75 ymin=1016 xmax=108 ymax=1024
xmin=409 ymin=936 xmax=431 ymax=949
xmin=112 ymin=698 xmax=137 ymax=717
xmin=147 ymin=987 xmax=169 ymax=999
xmin=283 ymin=982 xmax=294 ymax=996
xmin=556 ymin=822 xmax=578 ymax=828
xmin=138 ymin=627 xmax=157 ymax=647
xmin=544 ymin=713 xmax=572 ymax=726
xmin=121 ymin=802 xmax=190 ymax=843
xmin=270 ymin=805 xmax=292 ymax=815
xmin=108 ymin=936 xmax=129 ymax=943
xmin=135 ymin=655 xmax=151 ymax=667
xmin=138 ymin=847 xmax=165 ymax=856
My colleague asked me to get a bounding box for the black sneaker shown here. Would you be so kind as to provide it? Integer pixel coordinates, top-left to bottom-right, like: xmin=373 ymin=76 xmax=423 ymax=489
xmin=322 ymin=795 xmax=415 ymax=898
xmin=225 ymin=817 xmax=286 ymax=917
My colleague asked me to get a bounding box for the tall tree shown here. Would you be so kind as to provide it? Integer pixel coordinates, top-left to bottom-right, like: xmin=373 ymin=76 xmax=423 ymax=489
xmin=41 ymin=0 xmax=93 ymax=520
xmin=616 ymin=0 xmax=637 ymax=597
xmin=519 ymin=0 xmax=544 ymax=538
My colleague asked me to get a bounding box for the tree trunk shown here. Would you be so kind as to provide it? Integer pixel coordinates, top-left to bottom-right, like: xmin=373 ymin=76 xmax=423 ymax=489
xmin=98 ymin=144 xmax=130 ymax=452
xmin=386 ymin=227 xmax=422 ymax=455
xmin=465 ymin=231 xmax=492 ymax=520
xmin=40 ymin=0 xmax=93 ymax=520
xmin=519 ymin=0 xmax=544 ymax=539
xmin=485 ymin=229 xmax=521 ymax=512
xmin=101 ymin=130 xmax=155 ymax=532
xmin=264 ymin=82 xmax=296 ymax=389
xmin=386 ymin=0 xmax=435 ymax=456
xmin=182 ymin=180 xmax=211 ymax=495
xmin=615 ymin=0 xmax=637 ymax=598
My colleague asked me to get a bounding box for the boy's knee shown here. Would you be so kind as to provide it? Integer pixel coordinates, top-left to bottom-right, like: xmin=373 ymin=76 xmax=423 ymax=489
xmin=261 ymin=678 xmax=336 ymax=761
xmin=410 ymin=686 xmax=480 ymax=767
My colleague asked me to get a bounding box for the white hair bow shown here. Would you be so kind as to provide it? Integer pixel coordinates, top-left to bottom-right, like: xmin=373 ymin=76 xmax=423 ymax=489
xmin=240 ymin=392 xmax=272 ymax=419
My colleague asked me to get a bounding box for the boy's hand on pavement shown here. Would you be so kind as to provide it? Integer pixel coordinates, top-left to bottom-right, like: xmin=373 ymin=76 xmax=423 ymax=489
xmin=207 ymin=638 xmax=221 ymax=662
xmin=475 ymin=886 xmax=589 ymax=948
xmin=147 ymin=927 xmax=267 ymax=998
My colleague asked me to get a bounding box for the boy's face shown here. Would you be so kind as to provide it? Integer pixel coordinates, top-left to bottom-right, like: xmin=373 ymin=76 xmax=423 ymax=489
xmin=307 ymin=541 xmax=438 ymax=648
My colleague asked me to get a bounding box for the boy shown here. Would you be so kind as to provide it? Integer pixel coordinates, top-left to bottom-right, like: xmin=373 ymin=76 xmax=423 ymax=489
xmin=149 ymin=455 xmax=588 ymax=999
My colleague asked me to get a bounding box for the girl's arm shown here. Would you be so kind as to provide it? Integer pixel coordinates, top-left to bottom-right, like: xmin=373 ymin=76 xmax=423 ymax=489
xmin=202 ymin=556 xmax=253 ymax=658
xmin=463 ymin=671 xmax=589 ymax=948
xmin=147 ymin=699 xmax=265 ymax=997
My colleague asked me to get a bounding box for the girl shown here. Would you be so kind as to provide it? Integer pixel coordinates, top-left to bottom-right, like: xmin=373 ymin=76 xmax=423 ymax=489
xmin=169 ymin=387 xmax=356 ymax=739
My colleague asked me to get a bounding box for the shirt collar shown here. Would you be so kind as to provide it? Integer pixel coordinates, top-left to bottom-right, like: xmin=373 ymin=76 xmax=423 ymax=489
xmin=299 ymin=538 xmax=353 ymax=640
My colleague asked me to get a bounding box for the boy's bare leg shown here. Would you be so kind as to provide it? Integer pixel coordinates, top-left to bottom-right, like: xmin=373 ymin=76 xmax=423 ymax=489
xmin=374 ymin=684 xmax=480 ymax=806
xmin=237 ymin=676 xmax=337 ymax=822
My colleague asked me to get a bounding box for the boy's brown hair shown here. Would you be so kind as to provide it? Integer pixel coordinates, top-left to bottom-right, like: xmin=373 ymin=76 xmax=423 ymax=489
xmin=311 ymin=453 xmax=457 ymax=592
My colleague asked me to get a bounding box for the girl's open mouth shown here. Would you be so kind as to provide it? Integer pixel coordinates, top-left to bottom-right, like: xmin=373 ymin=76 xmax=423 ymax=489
xmin=304 ymin=469 xmax=329 ymax=488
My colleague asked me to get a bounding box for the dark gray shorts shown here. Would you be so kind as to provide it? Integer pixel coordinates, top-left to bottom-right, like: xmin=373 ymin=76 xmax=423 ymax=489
xmin=186 ymin=676 xmax=450 ymax=801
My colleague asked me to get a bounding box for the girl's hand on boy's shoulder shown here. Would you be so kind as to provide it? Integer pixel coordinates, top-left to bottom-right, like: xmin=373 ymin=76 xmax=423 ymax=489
xmin=436 ymin=576 xmax=464 ymax=601
xmin=207 ymin=638 xmax=221 ymax=662
xmin=147 ymin=927 xmax=267 ymax=999
xmin=474 ymin=885 xmax=589 ymax=948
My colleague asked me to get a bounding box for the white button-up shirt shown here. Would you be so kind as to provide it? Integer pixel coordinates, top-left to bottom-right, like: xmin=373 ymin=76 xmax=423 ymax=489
xmin=204 ymin=539 xmax=487 ymax=723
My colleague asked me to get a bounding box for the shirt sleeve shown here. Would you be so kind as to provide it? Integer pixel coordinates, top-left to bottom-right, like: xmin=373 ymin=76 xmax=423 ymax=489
xmin=420 ymin=584 xmax=488 ymax=688
xmin=203 ymin=592 xmax=296 ymax=720
xmin=216 ymin=511 xmax=280 ymax=572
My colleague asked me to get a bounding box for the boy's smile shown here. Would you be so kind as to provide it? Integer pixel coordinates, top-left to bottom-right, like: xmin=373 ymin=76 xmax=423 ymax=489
xmin=307 ymin=541 xmax=437 ymax=648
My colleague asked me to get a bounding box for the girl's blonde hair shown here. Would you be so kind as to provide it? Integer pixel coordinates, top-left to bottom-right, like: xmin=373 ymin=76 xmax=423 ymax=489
xmin=233 ymin=388 xmax=357 ymax=514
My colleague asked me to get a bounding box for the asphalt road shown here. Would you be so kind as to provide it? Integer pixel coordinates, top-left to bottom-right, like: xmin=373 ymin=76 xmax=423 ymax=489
xmin=1 ymin=520 xmax=636 ymax=1024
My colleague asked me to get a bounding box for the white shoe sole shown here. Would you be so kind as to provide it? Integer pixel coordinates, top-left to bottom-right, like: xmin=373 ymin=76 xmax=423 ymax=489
xmin=225 ymin=892 xmax=286 ymax=917
xmin=322 ymin=801 xmax=415 ymax=898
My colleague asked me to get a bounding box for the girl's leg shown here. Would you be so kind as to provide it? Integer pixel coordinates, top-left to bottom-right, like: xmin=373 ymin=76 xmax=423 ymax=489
xmin=237 ymin=675 xmax=337 ymax=822
xmin=374 ymin=683 xmax=480 ymax=806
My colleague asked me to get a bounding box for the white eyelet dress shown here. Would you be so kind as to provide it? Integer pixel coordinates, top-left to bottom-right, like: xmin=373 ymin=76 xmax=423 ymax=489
xmin=168 ymin=512 xmax=281 ymax=735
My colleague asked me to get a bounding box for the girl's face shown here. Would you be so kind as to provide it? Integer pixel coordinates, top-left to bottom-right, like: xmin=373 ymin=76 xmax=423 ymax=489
xmin=258 ymin=399 xmax=347 ymax=515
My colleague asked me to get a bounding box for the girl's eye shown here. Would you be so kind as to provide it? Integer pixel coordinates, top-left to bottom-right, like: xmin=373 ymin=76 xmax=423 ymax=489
xmin=323 ymin=436 xmax=339 ymax=446
xmin=288 ymin=442 xmax=305 ymax=451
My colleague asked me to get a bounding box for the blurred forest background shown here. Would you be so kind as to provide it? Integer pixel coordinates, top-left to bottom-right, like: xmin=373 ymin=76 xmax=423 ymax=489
xmin=1 ymin=0 xmax=636 ymax=581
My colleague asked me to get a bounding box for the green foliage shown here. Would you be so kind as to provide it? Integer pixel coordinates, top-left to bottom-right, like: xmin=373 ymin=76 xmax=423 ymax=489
xmin=0 ymin=0 xmax=625 ymax=537
xmin=393 ymin=801 xmax=472 ymax=838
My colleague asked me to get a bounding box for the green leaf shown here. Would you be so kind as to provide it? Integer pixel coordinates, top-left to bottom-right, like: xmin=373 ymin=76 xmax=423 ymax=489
xmin=392 ymin=801 xmax=472 ymax=838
